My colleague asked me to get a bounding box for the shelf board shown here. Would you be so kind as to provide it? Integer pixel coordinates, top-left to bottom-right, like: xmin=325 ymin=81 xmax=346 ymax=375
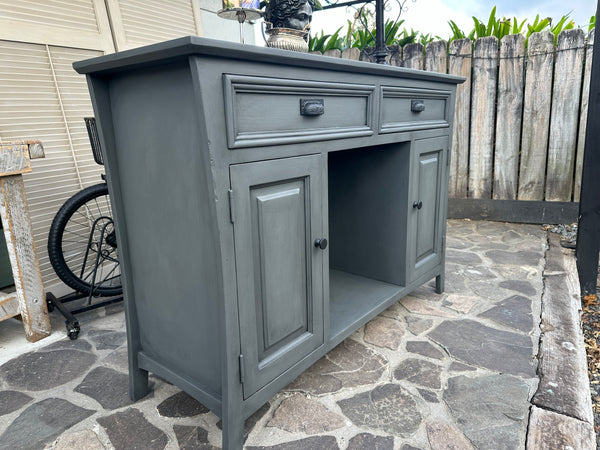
xmin=329 ymin=269 xmax=404 ymax=339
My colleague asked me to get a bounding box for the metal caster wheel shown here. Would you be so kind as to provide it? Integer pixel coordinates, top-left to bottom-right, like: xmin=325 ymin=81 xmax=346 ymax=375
xmin=66 ymin=324 xmax=80 ymax=340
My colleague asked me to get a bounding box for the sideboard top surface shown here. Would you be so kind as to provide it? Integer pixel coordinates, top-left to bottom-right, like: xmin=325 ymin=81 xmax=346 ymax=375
xmin=73 ymin=36 xmax=465 ymax=85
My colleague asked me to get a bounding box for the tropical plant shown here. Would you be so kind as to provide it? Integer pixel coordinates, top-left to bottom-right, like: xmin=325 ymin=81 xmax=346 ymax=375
xmin=549 ymin=13 xmax=575 ymax=43
xmin=308 ymin=30 xmax=332 ymax=52
xmin=308 ymin=6 xmax=590 ymax=54
xmin=525 ymin=14 xmax=551 ymax=36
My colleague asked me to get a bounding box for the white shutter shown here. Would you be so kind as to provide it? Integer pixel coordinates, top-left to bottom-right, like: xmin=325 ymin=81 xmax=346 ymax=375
xmin=107 ymin=0 xmax=203 ymax=51
xmin=0 ymin=0 xmax=114 ymax=52
xmin=0 ymin=40 xmax=103 ymax=291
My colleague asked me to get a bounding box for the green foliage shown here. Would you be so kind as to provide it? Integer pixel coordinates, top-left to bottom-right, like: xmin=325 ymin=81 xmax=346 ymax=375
xmin=309 ymin=18 xmax=432 ymax=53
xmin=308 ymin=30 xmax=330 ymax=52
xmin=550 ymin=13 xmax=575 ymax=43
xmin=444 ymin=8 xmax=582 ymax=46
xmin=307 ymin=5 xmax=591 ymax=54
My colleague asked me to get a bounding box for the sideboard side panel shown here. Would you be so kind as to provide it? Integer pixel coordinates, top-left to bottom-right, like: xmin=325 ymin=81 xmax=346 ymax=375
xmin=101 ymin=62 xmax=223 ymax=396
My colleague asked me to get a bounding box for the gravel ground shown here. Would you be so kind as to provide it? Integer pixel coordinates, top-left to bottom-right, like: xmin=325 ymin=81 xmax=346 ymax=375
xmin=547 ymin=223 xmax=600 ymax=446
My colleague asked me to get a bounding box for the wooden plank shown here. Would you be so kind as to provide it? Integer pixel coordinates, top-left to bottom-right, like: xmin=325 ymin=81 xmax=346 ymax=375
xmin=0 ymin=140 xmax=44 ymax=177
xmin=518 ymin=31 xmax=554 ymax=201
xmin=425 ymin=40 xmax=447 ymax=73
xmin=359 ymin=47 xmax=375 ymax=63
xmin=341 ymin=47 xmax=360 ymax=61
xmin=447 ymin=39 xmax=472 ymax=198
xmin=493 ymin=34 xmax=525 ymax=200
xmin=0 ymin=175 xmax=50 ymax=342
xmin=323 ymin=49 xmax=341 ymax=58
xmin=546 ymin=29 xmax=586 ymax=201
xmin=447 ymin=198 xmax=579 ymax=224
xmin=574 ymin=29 xmax=595 ymax=202
xmin=387 ymin=45 xmax=401 ymax=66
xmin=0 ymin=293 xmax=19 ymax=322
xmin=532 ymin=233 xmax=593 ymax=424
xmin=576 ymin=5 xmax=600 ymax=298
xmin=469 ymin=36 xmax=498 ymax=199
xmin=0 ymin=143 xmax=31 ymax=176
xmin=402 ymin=43 xmax=424 ymax=70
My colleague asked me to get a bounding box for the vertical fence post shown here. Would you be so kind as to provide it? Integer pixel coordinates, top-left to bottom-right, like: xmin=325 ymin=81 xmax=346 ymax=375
xmin=323 ymin=49 xmax=341 ymax=58
xmin=469 ymin=36 xmax=498 ymax=199
xmin=493 ymin=34 xmax=525 ymax=200
xmin=546 ymin=29 xmax=586 ymax=201
xmin=518 ymin=31 xmax=554 ymax=201
xmin=341 ymin=47 xmax=360 ymax=61
xmin=574 ymin=29 xmax=595 ymax=202
xmin=402 ymin=42 xmax=424 ymax=70
xmin=425 ymin=40 xmax=447 ymax=73
xmin=448 ymin=39 xmax=472 ymax=198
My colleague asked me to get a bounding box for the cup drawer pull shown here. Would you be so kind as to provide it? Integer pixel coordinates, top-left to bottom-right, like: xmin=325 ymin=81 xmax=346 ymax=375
xmin=300 ymin=99 xmax=325 ymax=116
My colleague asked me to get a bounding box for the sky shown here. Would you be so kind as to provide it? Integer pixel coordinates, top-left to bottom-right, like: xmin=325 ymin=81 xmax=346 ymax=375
xmin=308 ymin=0 xmax=596 ymax=39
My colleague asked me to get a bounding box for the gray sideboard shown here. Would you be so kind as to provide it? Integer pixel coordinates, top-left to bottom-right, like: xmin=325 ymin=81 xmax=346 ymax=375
xmin=74 ymin=37 xmax=463 ymax=449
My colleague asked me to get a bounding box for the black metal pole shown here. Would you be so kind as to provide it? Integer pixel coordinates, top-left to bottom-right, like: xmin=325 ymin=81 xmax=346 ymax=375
xmin=374 ymin=0 xmax=387 ymax=64
xmin=575 ymin=0 xmax=600 ymax=299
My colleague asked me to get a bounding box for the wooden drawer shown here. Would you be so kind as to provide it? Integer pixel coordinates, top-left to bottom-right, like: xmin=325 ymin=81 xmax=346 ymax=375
xmin=379 ymin=87 xmax=451 ymax=134
xmin=224 ymin=75 xmax=375 ymax=149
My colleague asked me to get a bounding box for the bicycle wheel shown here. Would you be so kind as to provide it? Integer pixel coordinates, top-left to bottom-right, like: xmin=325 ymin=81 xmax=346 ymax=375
xmin=48 ymin=183 xmax=122 ymax=297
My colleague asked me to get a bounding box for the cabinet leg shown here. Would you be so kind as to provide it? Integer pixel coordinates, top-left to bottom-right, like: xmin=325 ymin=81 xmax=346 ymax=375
xmin=221 ymin=411 xmax=245 ymax=450
xmin=129 ymin=367 xmax=150 ymax=401
xmin=435 ymin=273 xmax=444 ymax=294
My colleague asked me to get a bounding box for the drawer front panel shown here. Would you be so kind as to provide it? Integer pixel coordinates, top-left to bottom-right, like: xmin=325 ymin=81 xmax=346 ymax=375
xmin=224 ymin=75 xmax=375 ymax=148
xmin=380 ymin=87 xmax=451 ymax=134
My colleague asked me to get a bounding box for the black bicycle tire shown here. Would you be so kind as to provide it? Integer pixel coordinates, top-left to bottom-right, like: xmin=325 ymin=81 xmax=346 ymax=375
xmin=47 ymin=183 xmax=122 ymax=297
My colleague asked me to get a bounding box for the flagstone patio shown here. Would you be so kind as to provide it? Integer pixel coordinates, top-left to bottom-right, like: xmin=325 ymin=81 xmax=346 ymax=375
xmin=0 ymin=220 xmax=594 ymax=449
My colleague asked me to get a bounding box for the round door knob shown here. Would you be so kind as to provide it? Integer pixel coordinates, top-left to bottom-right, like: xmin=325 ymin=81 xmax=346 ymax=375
xmin=413 ymin=201 xmax=423 ymax=210
xmin=314 ymin=238 xmax=328 ymax=250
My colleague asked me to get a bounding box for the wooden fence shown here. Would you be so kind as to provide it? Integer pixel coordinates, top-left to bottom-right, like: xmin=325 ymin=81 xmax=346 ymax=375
xmin=321 ymin=29 xmax=595 ymax=210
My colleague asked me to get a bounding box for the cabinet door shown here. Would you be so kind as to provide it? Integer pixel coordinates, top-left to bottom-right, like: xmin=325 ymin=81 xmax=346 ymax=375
xmin=230 ymin=155 xmax=324 ymax=399
xmin=408 ymin=136 xmax=447 ymax=281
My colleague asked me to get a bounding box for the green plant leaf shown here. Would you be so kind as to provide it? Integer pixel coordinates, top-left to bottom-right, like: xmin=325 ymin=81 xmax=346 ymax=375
xmin=323 ymin=27 xmax=343 ymax=51
xmin=486 ymin=6 xmax=497 ymax=35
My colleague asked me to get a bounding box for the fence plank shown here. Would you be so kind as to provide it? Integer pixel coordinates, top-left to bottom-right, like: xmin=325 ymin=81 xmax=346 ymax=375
xmin=425 ymin=40 xmax=447 ymax=73
xmin=518 ymin=32 xmax=555 ymax=201
xmin=493 ymin=34 xmax=525 ymax=200
xmin=341 ymin=47 xmax=360 ymax=61
xmin=469 ymin=36 xmax=498 ymax=199
xmin=359 ymin=47 xmax=375 ymax=63
xmin=546 ymin=29 xmax=585 ymax=201
xmin=574 ymin=29 xmax=594 ymax=202
xmin=323 ymin=49 xmax=341 ymax=58
xmin=403 ymin=43 xmax=424 ymax=70
xmin=448 ymin=39 xmax=472 ymax=198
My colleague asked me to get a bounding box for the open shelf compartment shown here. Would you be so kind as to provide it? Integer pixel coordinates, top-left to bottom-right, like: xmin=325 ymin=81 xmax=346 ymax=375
xmin=327 ymin=142 xmax=411 ymax=338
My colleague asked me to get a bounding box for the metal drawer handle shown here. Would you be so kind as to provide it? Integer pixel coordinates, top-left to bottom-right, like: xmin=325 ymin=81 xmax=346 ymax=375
xmin=413 ymin=201 xmax=423 ymax=210
xmin=411 ymin=100 xmax=425 ymax=113
xmin=300 ymin=99 xmax=324 ymax=116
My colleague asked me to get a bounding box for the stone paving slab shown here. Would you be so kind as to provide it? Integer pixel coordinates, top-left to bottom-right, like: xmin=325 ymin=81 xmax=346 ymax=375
xmin=0 ymin=220 xmax=593 ymax=449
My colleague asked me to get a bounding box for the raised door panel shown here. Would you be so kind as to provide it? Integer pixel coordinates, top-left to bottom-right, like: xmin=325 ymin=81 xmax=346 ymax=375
xmin=409 ymin=136 xmax=447 ymax=281
xmin=230 ymin=155 xmax=324 ymax=399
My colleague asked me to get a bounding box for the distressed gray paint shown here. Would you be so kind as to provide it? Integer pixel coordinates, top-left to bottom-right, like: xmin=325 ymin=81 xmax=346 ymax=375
xmin=75 ymin=37 xmax=461 ymax=449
